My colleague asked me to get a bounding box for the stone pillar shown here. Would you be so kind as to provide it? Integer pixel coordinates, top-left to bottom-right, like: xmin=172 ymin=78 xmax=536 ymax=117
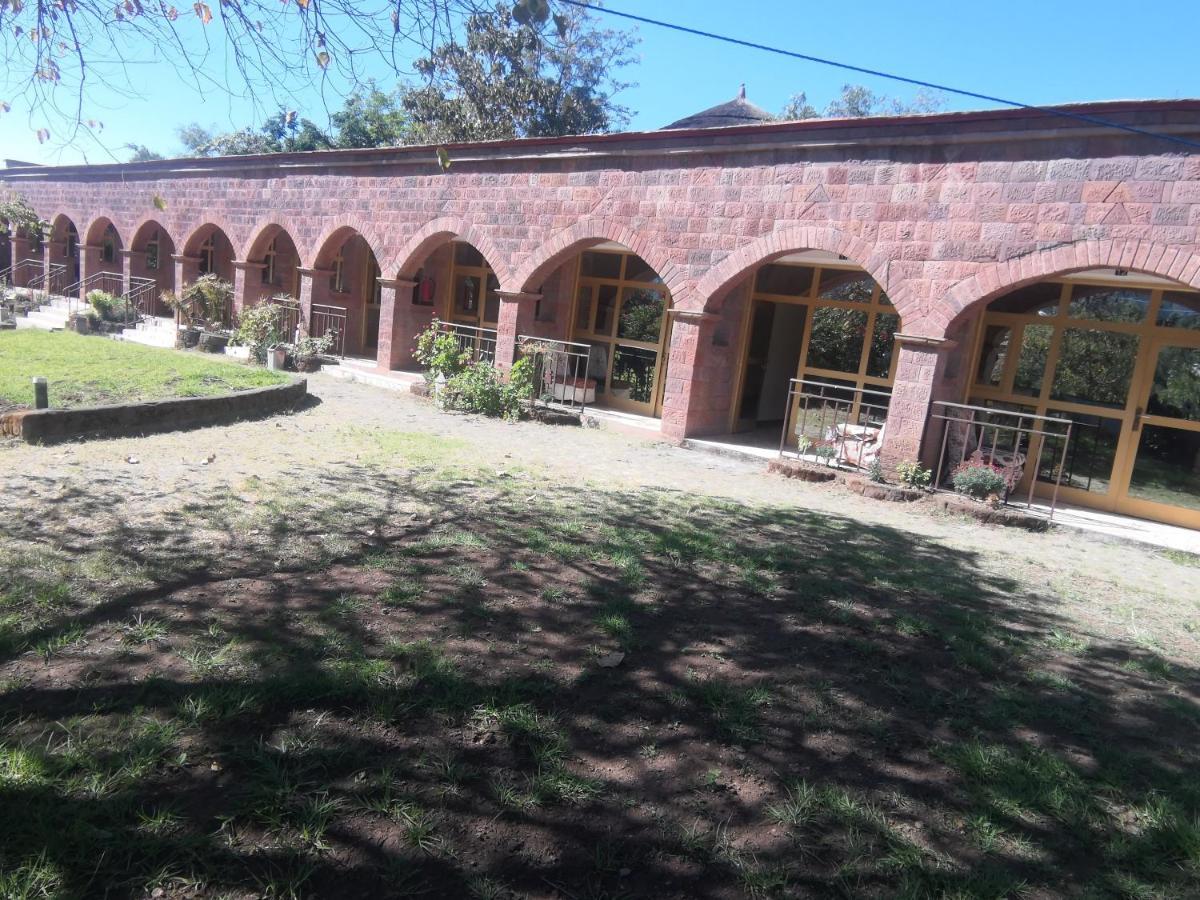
xmin=231 ymin=260 xmax=265 ymax=318
xmin=494 ymin=290 xmax=540 ymax=369
xmin=78 ymin=243 xmax=107 ymax=299
xmin=10 ymin=235 xmax=32 ymax=286
xmin=295 ymin=267 xmax=332 ymax=336
xmin=376 ymin=278 xmax=424 ymax=370
xmin=118 ymin=248 xmax=135 ymax=295
xmin=880 ymin=333 xmax=959 ymax=470
xmin=660 ymin=309 xmax=721 ymax=441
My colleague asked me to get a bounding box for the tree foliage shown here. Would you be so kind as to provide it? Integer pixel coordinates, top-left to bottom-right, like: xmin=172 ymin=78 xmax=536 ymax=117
xmin=0 ymin=193 xmax=45 ymax=237
xmin=401 ymin=2 xmax=636 ymax=144
xmin=780 ymin=84 xmax=946 ymax=121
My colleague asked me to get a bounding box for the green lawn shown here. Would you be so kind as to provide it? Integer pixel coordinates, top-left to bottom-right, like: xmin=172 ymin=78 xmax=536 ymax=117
xmin=0 ymin=424 xmax=1197 ymax=898
xmin=0 ymin=330 xmax=288 ymax=410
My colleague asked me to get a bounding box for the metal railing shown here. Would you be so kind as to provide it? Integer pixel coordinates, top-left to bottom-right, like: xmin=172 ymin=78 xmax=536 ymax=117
xmin=26 ymin=262 xmax=67 ymax=300
xmin=270 ymin=299 xmax=303 ymax=344
xmin=124 ymin=276 xmax=159 ymax=325
xmin=517 ymin=334 xmax=594 ymax=414
xmin=310 ymin=302 xmax=347 ymax=357
xmin=779 ymin=378 xmax=892 ymax=470
xmin=931 ymin=401 xmax=1074 ymax=521
xmin=438 ymin=320 xmax=498 ymax=365
xmin=62 ymin=270 xmax=124 ymax=317
xmin=0 ymin=258 xmax=44 ymax=289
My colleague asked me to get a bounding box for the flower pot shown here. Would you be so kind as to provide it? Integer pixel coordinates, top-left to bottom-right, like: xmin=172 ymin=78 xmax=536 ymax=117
xmin=72 ymin=315 xmax=90 ymax=335
xmin=267 ymin=346 xmax=288 ymax=371
xmin=199 ymin=332 xmax=230 ymax=354
xmin=176 ymin=327 xmax=201 ymax=349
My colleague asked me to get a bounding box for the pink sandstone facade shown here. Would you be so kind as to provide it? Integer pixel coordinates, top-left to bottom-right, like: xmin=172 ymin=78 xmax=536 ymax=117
xmin=4 ymin=99 xmax=1200 ymax=468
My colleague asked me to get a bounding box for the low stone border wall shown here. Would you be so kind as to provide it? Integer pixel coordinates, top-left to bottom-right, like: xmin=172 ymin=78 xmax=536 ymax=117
xmin=1 ymin=378 xmax=307 ymax=444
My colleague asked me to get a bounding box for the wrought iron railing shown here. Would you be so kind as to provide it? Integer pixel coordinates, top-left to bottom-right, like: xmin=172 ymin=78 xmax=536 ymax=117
xmin=26 ymin=262 xmax=67 ymax=300
xmin=271 ymin=299 xmax=303 ymax=344
xmin=930 ymin=401 xmax=1074 ymax=520
xmin=0 ymin=258 xmax=44 ymax=289
xmin=778 ymin=378 xmax=892 ymax=470
xmin=438 ymin=320 xmax=497 ymax=365
xmin=516 ymin=334 xmax=593 ymax=414
xmin=62 ymin=270 xmax=126 ymax=319
xmin=310 ymin=302 xmax=348 ymax=358
xmin=124 ymin=276 xmax=158 ymax=325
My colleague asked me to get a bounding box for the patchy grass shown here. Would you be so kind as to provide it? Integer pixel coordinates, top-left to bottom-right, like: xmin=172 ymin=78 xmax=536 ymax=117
xmin=0 ymin=329 xmax=287 ymax=409
xmin=0 ymin=434 xmax=1197 ymax=897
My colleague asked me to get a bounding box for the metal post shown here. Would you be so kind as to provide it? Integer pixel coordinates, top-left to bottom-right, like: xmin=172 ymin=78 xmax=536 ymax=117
xmin=1049 ymin=422 xmax=1071 ymax=522
xmin=32 ymin=377 xmax=48 ymax=409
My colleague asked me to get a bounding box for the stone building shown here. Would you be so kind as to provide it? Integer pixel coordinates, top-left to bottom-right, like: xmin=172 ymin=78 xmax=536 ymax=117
xmin=3 ymin=97 xmax=1199 ymax=528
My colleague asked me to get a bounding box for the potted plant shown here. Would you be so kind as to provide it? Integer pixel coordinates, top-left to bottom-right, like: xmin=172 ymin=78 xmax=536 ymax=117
xmin=163 ymin=275 xmax=234 ymax=350
xmin=292 ymin=334 xmax=333 ymax=372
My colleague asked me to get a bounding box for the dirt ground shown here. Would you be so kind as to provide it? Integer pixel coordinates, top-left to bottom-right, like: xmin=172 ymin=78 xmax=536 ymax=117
xmin=1 ymin=373 xmax=1197 ymax=898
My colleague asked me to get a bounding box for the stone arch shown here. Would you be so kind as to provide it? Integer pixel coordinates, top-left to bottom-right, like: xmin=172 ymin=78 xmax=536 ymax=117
xmin=304 ymin=217 xmax=389 ymax=272
xmin=513 ymin=217 xmax=686 ymax=304
xmin=241 ymin=221 xmax=299 ymax=263
xmin=129 ymin=217 xmax=175 ymax=252
xmin=82 ymin=212 xmax=124 ymax=249
xmin=183 ymin=222 xmax=235 ymax=257
xmin=943 ymin=239 xmax=1200 ymax=332
xmin=694 ymin=224 xmax=898 ymax=315
xmin=49 ymin=213 xmax=79 ymax=244
xmin=390 ymin=216 xmax=514 ymax=288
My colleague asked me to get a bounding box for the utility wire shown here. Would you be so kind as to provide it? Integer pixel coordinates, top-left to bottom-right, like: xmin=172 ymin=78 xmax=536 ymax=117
xmin=556 ymin=0 xmax=1200 ymax=152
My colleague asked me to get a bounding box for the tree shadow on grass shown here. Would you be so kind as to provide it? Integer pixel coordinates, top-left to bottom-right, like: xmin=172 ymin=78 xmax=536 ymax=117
xmin=0 ymin=462 xmax=1197 ymax=898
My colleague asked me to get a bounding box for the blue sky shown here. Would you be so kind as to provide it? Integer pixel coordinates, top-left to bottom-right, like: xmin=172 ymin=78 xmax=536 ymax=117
xmin=2 ymin=0 xmax=1196 ymax=165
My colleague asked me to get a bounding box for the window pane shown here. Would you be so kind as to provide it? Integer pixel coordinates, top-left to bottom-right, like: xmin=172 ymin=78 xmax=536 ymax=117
xmin=454 ymin=243 xmax=483 ymax=267
xmin=581 ymin=341 xmax=610 ymax=396
xmin=1050 ymin=328 xmax=1139 ymax=409
xmin=580 ymin=251 xmax=622 ymax=279
xmin=617 ymin=288 xmax=664 ymax=342
xmin=611 ymin=345 xmax=658 ymax=403
xmin=1037 ymin=412 xmax=1121 ymax=495
xmin=574 ymin=285 xmax=593 ymax=333
xmin=975 ymin=325 xmax=1012 ymax=387
xmin=817 ymin=270 xmax=874 ymax=303
xmin=1013 ymin=324 xmax=1052 ymax=397
xmin=594 ymin=284 xmax=618 ymax=335
xmin=1067 ymin=284 xmax=1150 ymax=324
xmin=1128 ymin=424 xmax=1200 ymax=510
xmin=754 ymin=264 xmax=813 ymax=297
xmin=454 ymin=274 xmax=481 ymax=316
xmin=483 ymin=291 xmax=500 ymax=324
xmin=1147 ymin=346 xmax=1200 ymax=421
xmin=1157 ymin=291 xmax=1200 ymax=330
xmin=988 ymin=282 xmax=1061 ymax=316
xmin=866 ymin=312 xmax=899 ymax=378
xmin=806 ymin=308 xmax=868 ymax=373
xmin=623 ymin=254 xmax=661 ymax=284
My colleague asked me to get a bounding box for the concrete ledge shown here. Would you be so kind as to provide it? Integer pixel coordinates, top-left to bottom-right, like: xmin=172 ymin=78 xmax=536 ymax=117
xmin=766 ymin=459 xmax=838 ymax=482
xmin=933 ymin=494 xmax=1050 ymax=531
xmin=1 ymin=379 xmax=307 ymax=444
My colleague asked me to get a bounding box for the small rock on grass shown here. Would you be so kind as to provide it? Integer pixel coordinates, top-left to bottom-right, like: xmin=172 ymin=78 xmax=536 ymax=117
xmin=598 ymin=651 xmax=625 ymax=668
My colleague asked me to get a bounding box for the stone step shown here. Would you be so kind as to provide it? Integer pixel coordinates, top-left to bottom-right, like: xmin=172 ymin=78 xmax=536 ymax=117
xmin=117 ymin=327 xmax=176 ymax=349
xmin=321 ymin=363 xmax=422 ymax=394
xmin=17 ymin=308 xmax=70 ymax=330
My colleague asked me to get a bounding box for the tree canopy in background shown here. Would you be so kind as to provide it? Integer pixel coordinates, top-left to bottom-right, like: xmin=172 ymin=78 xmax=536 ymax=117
xmin=168 ymin=3 xmax=635 ymax=159
xmin=781 ymin=84 xmax=945 ymax=121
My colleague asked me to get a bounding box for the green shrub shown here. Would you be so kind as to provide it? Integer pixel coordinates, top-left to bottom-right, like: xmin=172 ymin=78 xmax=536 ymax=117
xmin=413 ymin=319 xmax=470 ymax=382
xmin=867 ymin=458 xmax=886 ymax=483
xmin=85 ymin=290 xmax=129 ymax=322
xmin=951 ymin=463 xmax=1007 ymax=500
xmin=442 ymin=358 xmax=534 ymax=421
xmin=163 ymin=274 xmax=233 ymax=330
xmin=895 ymin=460 xmax=933 ymax=489
xmin=232 ymin=299 xmax=292 ymax=364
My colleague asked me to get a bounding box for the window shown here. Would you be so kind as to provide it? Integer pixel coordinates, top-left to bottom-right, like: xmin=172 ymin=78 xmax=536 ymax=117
xmin=101 ymin=225 xmax=117 ymax=264
xmin=572 ymin=249 xmax=671 ymax=415
xmin=199 ymin=236 xmax=215 ymax=275
xmin=262 ymin=238 xmax=277 ymax=285
xmin=145 ymin=231 xmax=159 ymax=271
xmin=330 ymin=251 xmax=345 ymax=293
xmin=448 ymin=242 xmax=500 ymax=326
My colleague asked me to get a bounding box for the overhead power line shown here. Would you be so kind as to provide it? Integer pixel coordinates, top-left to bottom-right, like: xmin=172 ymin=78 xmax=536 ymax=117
xmin=555 ymin=0 xmax=1200 ymax=152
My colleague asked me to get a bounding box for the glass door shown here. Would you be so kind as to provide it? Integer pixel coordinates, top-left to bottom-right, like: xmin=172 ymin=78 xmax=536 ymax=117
xmin=1117 ymin=337 xmax=1200 ymax=528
